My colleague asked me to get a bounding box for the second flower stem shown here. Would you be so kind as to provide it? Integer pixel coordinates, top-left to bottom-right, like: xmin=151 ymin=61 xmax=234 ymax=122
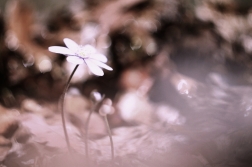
xmin=84 ymin=102 xmax=96 ymax=160
xmin=104 ymin=115 xmax=114 ymax=161
xmin=60 ymin=64 xmax=79 ymax=152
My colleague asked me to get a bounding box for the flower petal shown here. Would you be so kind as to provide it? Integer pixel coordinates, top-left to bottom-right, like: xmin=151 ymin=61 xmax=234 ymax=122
xmin=89 ymin=59 xmax=113 ymax=71
xmin=90 ymin=53 xmax=107 ymax=62
xmin=63 ymin=38 xmax=79 ymax=52
xmin=48 ymin=46 xmax=75 ymax=55
xmin=66 ymin=56 xmax=85 ymax=64
xmin=83 ymin=45 xmax=96 ymax=55
xmin=85 ymin=59 xmax=104 ymax=76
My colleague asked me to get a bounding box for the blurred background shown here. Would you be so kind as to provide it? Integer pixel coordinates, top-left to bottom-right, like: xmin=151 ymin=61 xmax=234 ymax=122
xmin=1 ymin=0 xmax=252 ymax=166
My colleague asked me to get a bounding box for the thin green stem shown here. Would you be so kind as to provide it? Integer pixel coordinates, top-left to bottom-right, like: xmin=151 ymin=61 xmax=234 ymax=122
xmin=60 ymin=64 xmax=79 ymax=152
xmin=84 ymin=102 xmax=96 ymax=162
xmin=104 ymin=115 xmax=114 ymax=161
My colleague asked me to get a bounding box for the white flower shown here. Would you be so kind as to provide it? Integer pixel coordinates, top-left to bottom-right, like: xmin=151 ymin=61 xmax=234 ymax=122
xmin=48 ymin=38 xmax=113 ymax=76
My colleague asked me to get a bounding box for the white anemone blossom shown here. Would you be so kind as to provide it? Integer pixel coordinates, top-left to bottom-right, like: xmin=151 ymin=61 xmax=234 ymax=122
xmin=48 ymin=38 xmax=113 ymax=76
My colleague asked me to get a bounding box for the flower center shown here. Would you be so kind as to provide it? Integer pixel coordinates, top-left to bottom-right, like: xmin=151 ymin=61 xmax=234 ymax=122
xmin=75 ymin=45 xmax=96 ymax=58
xmin=76 ymin=47 xmax=89 ymax=58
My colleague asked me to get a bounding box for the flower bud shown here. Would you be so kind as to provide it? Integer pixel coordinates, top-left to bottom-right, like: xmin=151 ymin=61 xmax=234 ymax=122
xmin=90 ymin=90 xmax=102 ymax=103
xmin=99 ymin=98 xmax=114 ymax=116
xmin=103 ymin=98 xmax=112 ymax=106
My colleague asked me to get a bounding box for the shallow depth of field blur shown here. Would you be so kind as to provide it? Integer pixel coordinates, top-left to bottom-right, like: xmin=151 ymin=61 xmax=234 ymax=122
xmin=2 ymin=0 xmax=252 ymax=166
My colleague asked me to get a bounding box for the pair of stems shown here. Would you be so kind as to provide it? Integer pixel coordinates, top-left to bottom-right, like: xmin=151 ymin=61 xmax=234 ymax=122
xmin=84 ymin=101 xmax=96 ymax=163
xmin=60 ymin=64 xmax=114 ymax=163
xmin=103 ymin=115 xmax=114 ymax=161
xmin=85 ymin=102 xmax=115 ymax=163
